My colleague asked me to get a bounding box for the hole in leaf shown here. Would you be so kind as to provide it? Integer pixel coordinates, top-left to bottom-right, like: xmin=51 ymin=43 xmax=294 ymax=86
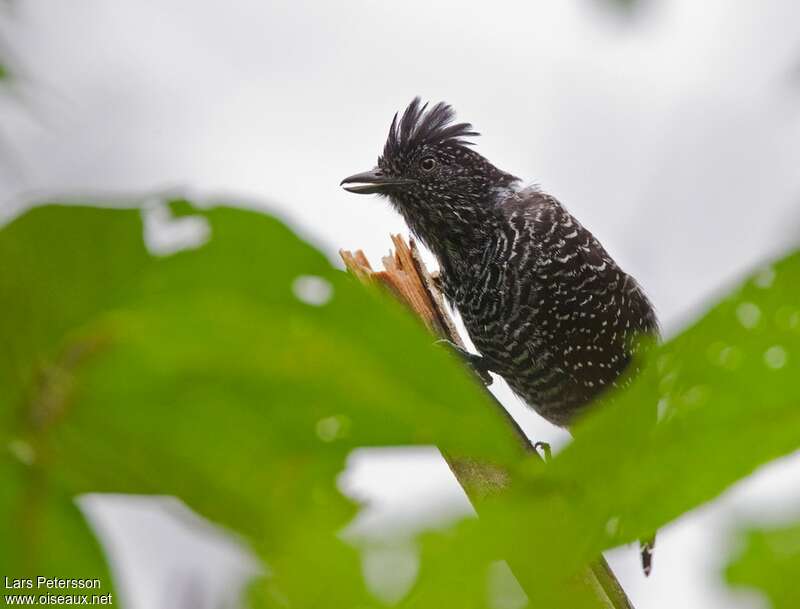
xmin=293 ymin=275 xmax=333 ymax=306
xmin=142 ymin=199 xmax=210 ymax=256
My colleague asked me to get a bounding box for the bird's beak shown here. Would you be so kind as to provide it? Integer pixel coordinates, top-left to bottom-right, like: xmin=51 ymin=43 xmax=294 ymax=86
xmin=340 ymin=168 xmax=415 ymax=194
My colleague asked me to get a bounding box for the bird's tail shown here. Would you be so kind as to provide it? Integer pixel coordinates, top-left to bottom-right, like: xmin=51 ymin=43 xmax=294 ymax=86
xmin=640 ymin=533 xmax=656 ymax=576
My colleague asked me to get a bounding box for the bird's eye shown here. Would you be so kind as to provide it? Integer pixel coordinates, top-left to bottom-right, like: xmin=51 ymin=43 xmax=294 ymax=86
xmin=420 ymin=156 xmax=437 ymax=172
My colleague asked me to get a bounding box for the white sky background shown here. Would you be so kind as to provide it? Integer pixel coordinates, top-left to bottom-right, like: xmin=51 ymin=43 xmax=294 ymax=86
xmin=2 ymin=1 xmax=800 ymax=608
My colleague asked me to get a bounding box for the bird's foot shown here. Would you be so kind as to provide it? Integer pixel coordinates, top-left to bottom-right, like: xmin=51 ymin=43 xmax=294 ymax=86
xmin=533 ymin=441 xmax=552 ymax=462
xmin=435 ymin=339 xmax=493 ymax=386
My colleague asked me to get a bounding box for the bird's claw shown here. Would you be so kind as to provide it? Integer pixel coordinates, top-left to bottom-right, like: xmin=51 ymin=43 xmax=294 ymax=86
xmin=533 ymin=441 xmax=552 ymax=461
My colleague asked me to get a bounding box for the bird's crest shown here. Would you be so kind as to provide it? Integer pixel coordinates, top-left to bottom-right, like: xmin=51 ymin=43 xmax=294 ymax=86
xmin=383 ymin=97 xmax=479 ymax=160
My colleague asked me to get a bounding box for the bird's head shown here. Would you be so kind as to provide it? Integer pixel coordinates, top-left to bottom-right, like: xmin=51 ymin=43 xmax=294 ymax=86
xmin=341 ymin=98 xmax=518 ymax=249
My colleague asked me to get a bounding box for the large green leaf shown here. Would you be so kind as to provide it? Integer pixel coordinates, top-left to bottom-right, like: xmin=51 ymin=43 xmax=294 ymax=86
xmin=2 ymin=200 xmax=799 ymax=608
xmin=0 ymin=201 xmax=521 ymax=607
xmin=725 ymin=520 xmax=800 ymax=609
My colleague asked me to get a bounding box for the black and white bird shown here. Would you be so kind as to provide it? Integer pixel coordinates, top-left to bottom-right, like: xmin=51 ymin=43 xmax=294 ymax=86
xmin=341 ymin=98 xmax=659 ymax=573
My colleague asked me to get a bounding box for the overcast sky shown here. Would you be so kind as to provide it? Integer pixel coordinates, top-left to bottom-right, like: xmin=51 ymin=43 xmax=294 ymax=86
xmin=2 ymin=1 xmax=800 ymax=608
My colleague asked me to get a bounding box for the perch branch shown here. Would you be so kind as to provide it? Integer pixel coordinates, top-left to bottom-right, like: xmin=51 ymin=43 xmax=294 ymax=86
xmin=340 ymin=235 xmax=634 ymax=609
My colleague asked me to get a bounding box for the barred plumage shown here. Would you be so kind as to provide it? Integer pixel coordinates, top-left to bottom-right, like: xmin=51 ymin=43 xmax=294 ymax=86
xmin=342 ymin=97 xmax=660 ymax=575
xmin=342 ymin=98 xmax=658 ymax=427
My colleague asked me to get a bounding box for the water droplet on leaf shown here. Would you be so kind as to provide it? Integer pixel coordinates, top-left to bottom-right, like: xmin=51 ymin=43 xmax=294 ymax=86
xmin=656 ymin=398 xmax=671 ymax=422
xmin=764 ymin=346 xmax=788 ymax=369
xmin=753 ymin=266 xmax=776 ymax=289
xmin=316 ymin=414 xmax=351 ymax=442
xmin=7 ymin=439 xmax=35 ymax=465
xmin=681 ymin=385 xmax=710 ymax=407
xmin=736 ymin=302 xmax=761 ymax=329
xmin=707 ymin=342 xmax=743 ymax=370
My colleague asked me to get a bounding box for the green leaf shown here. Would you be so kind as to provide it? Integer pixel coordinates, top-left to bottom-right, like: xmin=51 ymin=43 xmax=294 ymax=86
xmin=3 ymin=200 xmax=799 ymax=608
xmin=0 ymin=459 xmax=116 ymax=607
xmin=0 ymin=202 xmax=522 ymax=607
xmin=398 ymin=522 xmax=501 ymax=609
xmin=725 ymin=520 xmax=800 ymax=609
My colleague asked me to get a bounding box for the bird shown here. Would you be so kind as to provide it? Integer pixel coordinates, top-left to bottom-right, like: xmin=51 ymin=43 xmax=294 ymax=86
xmin=341 ymin=98 xmax=659 ymax=575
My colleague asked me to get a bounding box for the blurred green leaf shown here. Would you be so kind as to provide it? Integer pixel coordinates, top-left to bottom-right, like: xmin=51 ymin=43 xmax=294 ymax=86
xmin=0 ymin=460 xmax=115 ymax=607
xmin=1 ymin=200 xmax=799 ymax=608
xmin=0 ymin=202 xmax=522 ymax=607
xmin=725 ymin=520 xmax=800 ymax=609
